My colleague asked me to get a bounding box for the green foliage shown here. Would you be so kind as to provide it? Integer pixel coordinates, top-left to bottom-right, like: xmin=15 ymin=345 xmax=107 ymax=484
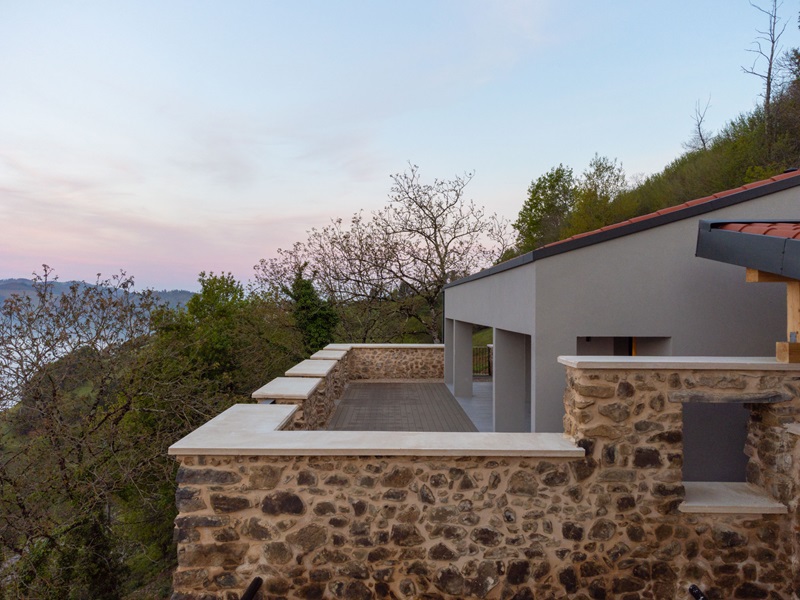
xmin=513 ymin=164 xmax=575 ymax=252
xmin=564 ymin=155 xmax=627 ymax=237
xmin=284 ymin=266 xmax=339 ymax=355
xmin=0 ymin=269 xmax=299 ymax=599
xmin=508 ymin=57 xmax=800 ymax=258
xmin=472 ymin=327 xmax=493 ymax=347
xmin=254 ymin=165 xmax=510 ymax=343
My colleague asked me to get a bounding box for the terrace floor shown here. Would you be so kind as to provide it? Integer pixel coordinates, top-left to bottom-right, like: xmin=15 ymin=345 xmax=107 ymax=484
xmin=326 ymin=381 xmax=481 ymax=432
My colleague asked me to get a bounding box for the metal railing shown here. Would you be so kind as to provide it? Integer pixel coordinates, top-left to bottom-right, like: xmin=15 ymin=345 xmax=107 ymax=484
xmin=473 ymin=346 xmax=492 ymax=376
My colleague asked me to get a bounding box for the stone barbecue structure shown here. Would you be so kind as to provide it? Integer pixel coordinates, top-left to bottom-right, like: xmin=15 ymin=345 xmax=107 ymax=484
xmin=169 ymin=347 xmax=800 ymax=599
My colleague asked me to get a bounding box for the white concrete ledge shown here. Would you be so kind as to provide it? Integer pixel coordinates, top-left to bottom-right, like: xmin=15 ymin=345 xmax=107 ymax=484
xmin=348 ymin=343 xmax=443 ymax=349
xmin=679 ymin=481 xmax=787 ymax=514
xmin=325 ymin=344 xmax=353 ymax=351
xmin=786 ymin=423 xmax=800 ymax=436
xmin=168 ymin=405 xmax=585 ymax=457
xmin=558 ymin=356 xmax=800 ymax=371
xmin=311 ymin=350 xmax=347 ymax=360
xmin=323 ymin=343 xmax=443 ymax=351
xmin=285 ymin=359 xmax=338 ymax=377
xmin=252 ymin=377 xmax=322 ymax=400
xmin=170 ymin=405 xmax=298 ymax=455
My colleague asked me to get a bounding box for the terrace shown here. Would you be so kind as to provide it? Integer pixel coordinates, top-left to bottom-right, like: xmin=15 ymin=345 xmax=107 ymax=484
xmin=169 ymin=341 xmax=800 ymax=599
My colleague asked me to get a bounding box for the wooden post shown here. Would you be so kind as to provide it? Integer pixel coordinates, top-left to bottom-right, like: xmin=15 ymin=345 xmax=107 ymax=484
xmin=746 ymin=269 xmax=800 ymax=362
xmin=787 ymin=281 xmax=800 ymax=341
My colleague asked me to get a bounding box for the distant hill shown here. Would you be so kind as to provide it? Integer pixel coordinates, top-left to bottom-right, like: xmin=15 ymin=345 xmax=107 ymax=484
xmin=0 ymin=278 xmax=194 ymax=308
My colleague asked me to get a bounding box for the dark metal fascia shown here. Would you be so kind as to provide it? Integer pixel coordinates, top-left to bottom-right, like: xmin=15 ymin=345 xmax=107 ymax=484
xmin=695 ymin=219 xmax=800 ymax=278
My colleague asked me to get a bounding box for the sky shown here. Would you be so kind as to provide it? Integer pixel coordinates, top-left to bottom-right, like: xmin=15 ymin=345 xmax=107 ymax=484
xmin=2 ymin=1 xmax=799 ymax=291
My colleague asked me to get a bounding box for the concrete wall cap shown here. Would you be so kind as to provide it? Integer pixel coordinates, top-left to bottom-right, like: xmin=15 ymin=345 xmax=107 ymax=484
xmin=558 ymin=355 xmax=800 ymax=371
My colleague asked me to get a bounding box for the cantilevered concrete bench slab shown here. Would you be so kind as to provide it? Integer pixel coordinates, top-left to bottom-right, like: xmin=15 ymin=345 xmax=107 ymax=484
xmin=324 ymin=343 xmax=353 ymax=351
xmin=251 ymin=377 xmax=327 ymax=429
xmin=252 ymin=377 xmax=322 ymax=402
xmin=310 ymin=349 xmax=347 ymax=360
xmin=285 ymin=359 xmax=338 ymax=378
xmin=169 ymin=404 xmax=298 ymax=454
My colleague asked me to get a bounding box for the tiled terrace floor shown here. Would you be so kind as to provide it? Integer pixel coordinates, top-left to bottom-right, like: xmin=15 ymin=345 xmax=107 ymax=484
xmin=326 ymin=382 xmax=479 ymax=432
xmin=452 ymin=380 xmax=493 ymax=432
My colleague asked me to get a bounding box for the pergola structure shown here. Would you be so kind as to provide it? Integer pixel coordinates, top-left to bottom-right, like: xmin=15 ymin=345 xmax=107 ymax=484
xmin=696 ymin=220 xmax=800 ymax=362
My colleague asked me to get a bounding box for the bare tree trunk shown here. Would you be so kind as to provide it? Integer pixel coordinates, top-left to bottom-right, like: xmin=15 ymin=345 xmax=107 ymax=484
xmin=742 ymin=0 xmax=788 ymax=158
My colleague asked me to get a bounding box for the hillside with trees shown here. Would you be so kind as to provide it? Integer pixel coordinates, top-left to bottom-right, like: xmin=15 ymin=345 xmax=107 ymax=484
xmin=510 ymin=1 xmax=800 ymax=256
xmin=0 ymin=166 xmax=507 ymax=598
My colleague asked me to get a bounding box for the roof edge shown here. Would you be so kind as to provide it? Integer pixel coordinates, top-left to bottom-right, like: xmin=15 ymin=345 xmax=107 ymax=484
xmin=696 ymin=219 xmax=800 ymax=279
xmin=446 ymin=172 xmax=800 ymax=289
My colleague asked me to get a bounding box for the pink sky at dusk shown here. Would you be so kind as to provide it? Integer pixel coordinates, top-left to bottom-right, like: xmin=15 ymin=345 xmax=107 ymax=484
xmin=2 ymin=1 xmax=797 ymax=291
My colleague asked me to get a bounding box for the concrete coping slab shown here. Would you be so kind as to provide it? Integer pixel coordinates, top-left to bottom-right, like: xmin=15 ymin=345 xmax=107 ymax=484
xmin=679 ymin=482 xmax=787 ymax=514
xmin=168 ymin=404 xmax=585 ymax=457
xmin=310 ymin=350 xmax=348 ymax=360
xmin=169 ymin=404 xmax=297 ymax=454
xmin=325 ymin=343 xmax=443 ymax=350
xmin=558 ymin=355 xmax=800 ymax=371
xmin=252 ymin=377 xmax=322 ymax=400
xmin=285 ymin=359 xmax=338 ymax=377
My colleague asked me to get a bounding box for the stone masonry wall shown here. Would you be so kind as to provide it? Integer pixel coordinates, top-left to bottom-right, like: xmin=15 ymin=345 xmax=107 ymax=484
xmin=741 ymin=372 xmax=800 ymax=597
xmin=564 ymin=367 xmax=798 ymax=599
xmin=347 ymin=346 xmax=444 ymax=381
xmin=173 ymin=366 xmax=800 ymax=599
xmin=275 ymin=362 xmax=347 ymax=431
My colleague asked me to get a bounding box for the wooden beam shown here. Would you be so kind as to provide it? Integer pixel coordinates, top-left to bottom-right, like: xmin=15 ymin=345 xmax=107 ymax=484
xmin=776 ymin=342 xmax=800 ymax=363
xmin=745 ymin=268 xmax=797 ymax=283
xmin=788 ymin=281 xmax=800 ymax=342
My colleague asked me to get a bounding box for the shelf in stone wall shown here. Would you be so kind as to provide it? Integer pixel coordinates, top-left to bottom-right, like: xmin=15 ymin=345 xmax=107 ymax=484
xmin=679 ymin=481 xmax=787 ymax=514
xmin=785 ymin=423 xmax=800 ymax=436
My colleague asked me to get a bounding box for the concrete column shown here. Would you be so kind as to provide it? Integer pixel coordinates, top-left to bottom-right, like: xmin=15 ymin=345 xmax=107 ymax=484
xmin=453 ymin=320 xmax=473 ymax=398
xmin=494 ymin=328 xmax=529 ymax=432
xmin=444 ymin=319 xmax=454 ymax=386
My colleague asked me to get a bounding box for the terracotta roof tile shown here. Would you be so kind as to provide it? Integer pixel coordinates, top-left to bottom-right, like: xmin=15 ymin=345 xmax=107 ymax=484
xmin=628 ymin=214 xmax=654 ymax=223
xmin=542 ymin=171 xmax=800 ymax=250
xmin=710 ymin=188 xmax=741 ymax=199
xmin=742 ymin=179 xmax=772 ymax=190
xmin=771 ymin=171 xmax=800 ymax=181
xmin=719 ymin=222 xmax=800 ymax=239
xmin=600 ymin=220 xmax=631 ymax=231
xmin=655 ymin=204 xmax=686 ymax=216
xmin=685 ymin=195 xmax=716 ymax=206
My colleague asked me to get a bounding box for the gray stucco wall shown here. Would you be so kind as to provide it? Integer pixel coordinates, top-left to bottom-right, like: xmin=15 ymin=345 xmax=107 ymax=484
xmin=444 ymin=186 xmax=799 ymax=480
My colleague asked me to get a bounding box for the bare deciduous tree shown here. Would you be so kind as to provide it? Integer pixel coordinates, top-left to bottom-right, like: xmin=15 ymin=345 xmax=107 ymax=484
xmin=254 ymin=164 xmax=510 ymax=343
xmin=683 ymin=97 xmax=713 ymax=152
xmin=0 ymin=267 xmax=161 ymax=597
xmin=742 ymin=0 xmax=788 ymax=153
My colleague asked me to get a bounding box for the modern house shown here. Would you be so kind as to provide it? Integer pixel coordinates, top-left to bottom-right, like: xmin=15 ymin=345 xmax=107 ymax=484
xmin=443 ymin=171 xmax=800 ymax=480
